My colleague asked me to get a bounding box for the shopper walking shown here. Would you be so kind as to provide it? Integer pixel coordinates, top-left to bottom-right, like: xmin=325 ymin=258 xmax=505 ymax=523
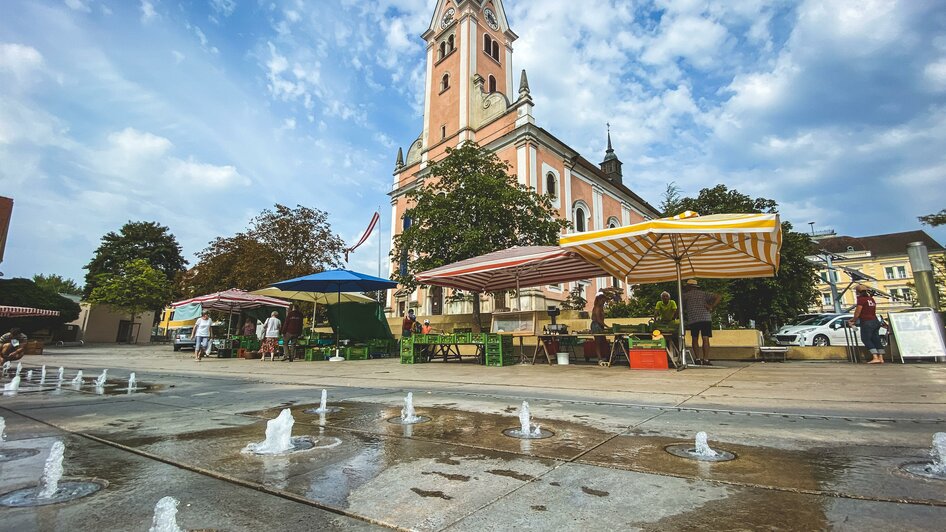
xmin=191 ymin=311 xmax=213 ymax=361
xmin=260 ymin=311 xmax=282 ymax=362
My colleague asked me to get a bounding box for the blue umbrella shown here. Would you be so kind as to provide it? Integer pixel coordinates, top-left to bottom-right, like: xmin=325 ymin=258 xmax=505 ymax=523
xmin=270 ymin=269 xmax=397 ymax=357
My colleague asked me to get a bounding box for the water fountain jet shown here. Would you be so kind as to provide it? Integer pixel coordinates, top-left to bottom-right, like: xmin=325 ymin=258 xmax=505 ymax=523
xmin=149 ymin=496 xmax=184 ymax=532
xmin=71 ymin=370 xmax=83 ymax=388
xmin=502 ymin=401 xmax=553 ymax=439
xmin=3 ymin=376 xmax=21 ymax=395
xmin=242 ymin=409 xmax=315 ymax=455
xmin=902 ymin=432 xmax=946 ymax=481
xmin=26 ymin=370 xmax=33 ymax=382
xmin=57 ymin=367 xmax=64 ymax=386
xmin=127 ymin=372 xmax=137 ymax=393
xmin=0 ymin=440 xmax=105 ymax=507
xmin=666 ymin=432 xmax=736 ymax=462
xmin=94 ymin=369 xmax=108 ymax=388
xmin=387 ymin=392 xmax=430 ymax=424
xmin=40 ymin=365 xmax=46 ymax=385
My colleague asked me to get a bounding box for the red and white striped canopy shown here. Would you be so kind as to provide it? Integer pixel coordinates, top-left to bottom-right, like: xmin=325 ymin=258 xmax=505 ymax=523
xmin=0 ymin=305 xmax=61 ymax=318
xmin=171 ymin=289 xmax=290 ymax=311
xmin=415 ymin=246 xmax=611 ymax=292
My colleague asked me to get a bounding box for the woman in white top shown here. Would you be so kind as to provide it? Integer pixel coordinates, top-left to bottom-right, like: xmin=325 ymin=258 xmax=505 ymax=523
xmin=260 ymin=311 xmax=282 ymax=362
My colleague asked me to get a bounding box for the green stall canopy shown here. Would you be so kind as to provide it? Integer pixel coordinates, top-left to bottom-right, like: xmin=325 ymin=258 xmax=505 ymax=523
xmin=326 ymin=302 xmax=393 ymax=342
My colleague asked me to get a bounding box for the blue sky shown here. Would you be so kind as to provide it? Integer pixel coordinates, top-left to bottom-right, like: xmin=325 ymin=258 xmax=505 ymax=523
xmin=1 ymin=0 xmax=945 ymax=286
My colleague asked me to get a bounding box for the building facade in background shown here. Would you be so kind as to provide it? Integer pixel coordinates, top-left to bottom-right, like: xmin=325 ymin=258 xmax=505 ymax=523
xmin=388 ymin=0 xmax=659 ymax=317
xmin=808 ymin=230 xmax=944 ymax=314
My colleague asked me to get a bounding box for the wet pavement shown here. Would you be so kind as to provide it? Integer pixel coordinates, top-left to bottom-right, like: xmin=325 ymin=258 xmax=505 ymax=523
xmin=0 ymin=345 xmax=945 ymax=530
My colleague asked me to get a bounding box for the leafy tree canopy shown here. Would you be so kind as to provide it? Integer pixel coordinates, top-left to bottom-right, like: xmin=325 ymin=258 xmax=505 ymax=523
xmin=182 ymin=204 xmax=344 ymax=296
xmin=607 ymin=185 xmax=817 ymax=332
xmin=391 ymin=143 xmax=570 ymax=331
xmin=0 ymin=278 xmax=81 ymax=333
xmin=679 ymin=185 xmax=816 ymax=332
xmin=32 ymin=274 xmax=83 ymax=296
xmin=919 ymin=209 xmax=946 ymax=227
xmin=84 ymin=221 xmax=186 ymax=298
xmin=88 ymin=259 xmax=173 ymax=323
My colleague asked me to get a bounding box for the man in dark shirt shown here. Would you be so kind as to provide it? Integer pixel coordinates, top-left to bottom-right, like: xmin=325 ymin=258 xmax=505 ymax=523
xmin=1 ymin=328 xmax=28 ymax=363
xmin=281 ymin=304 xmax=305 ymax=362
xmin=848 ymin=284 xmax=884 ymax=364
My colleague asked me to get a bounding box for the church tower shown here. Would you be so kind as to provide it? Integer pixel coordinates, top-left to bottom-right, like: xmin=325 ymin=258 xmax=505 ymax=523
xmin=600 ymin=128 xmax=623 ymax=185
xmin=419 ymin=1 xmax=517 ymax=155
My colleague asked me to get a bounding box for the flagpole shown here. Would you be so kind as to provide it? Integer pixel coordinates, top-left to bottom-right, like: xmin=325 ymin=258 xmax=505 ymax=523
xmin=378 ymin=206 xmax=383 ymax=304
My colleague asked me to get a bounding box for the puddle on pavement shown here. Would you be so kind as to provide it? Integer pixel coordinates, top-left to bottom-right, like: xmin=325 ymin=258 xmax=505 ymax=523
xmin=244 ymin=400 xmax=614 ymax=461
xmin=4 ymin=379 xmax=164 ymax=396
xmin=581 ymin=435 xmax=946 ymax=505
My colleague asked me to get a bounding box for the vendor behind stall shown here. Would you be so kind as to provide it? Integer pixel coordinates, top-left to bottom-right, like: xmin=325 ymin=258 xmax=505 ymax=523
xmin=654 ymin=292 xmax=680 ymax=329
xmin=590 ymin=292 xmax=610 ymax=361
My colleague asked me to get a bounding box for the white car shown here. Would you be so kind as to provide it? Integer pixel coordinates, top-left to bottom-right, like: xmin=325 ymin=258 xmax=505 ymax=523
xmin=774 ymin=314 xmax=888 ymax=347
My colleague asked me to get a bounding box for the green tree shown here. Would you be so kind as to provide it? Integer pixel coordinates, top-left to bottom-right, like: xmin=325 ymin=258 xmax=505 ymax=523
xmin=88 ymin=259 xmax=173 ymax=341
xmin=659 ymin=181 xmax=684 ymax=217
xmin=391 ymin=143 xmax=570 ymax=331
xmin=84 ymin=221 xmax=186 ymax=298
xmin=676 ymin=185 xmax=818 ymax=332
xmin=183 ymin=204 xmax=344 ymax=296
xmin=560 ymin=285 xmax=587 ymax=311
xmin=918 ymin=209 xmax=946 ymax=227
xmin=32 ymin=274 xmax=82 ymax=296
xmin=0 ymin=278 xmax=81 ymax=333
xmin=248 ymin=204 xmax=345 ymax=276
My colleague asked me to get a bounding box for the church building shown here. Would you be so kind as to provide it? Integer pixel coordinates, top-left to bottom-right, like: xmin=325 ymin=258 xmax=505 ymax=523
xmin=388 ymin=0 xmax=659 ymax=317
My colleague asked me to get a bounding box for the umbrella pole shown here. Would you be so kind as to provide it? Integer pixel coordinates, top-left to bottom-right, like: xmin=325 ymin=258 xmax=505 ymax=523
xmin=676 ymin=261 xmax=687 ymax=370
xmin=516 ymin=275 xmax=521 ymax=311
xmin=336 ymin=285 xmax=341 ymax=358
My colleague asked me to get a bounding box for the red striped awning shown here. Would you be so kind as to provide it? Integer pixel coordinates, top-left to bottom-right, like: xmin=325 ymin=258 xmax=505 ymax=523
xmin=171 ymin=289 xmax=290 ymax=311
xmin=0 ymin=305 xmax=61 ymax=318
xmin=415 ymin=246 xmax=611 ymax=292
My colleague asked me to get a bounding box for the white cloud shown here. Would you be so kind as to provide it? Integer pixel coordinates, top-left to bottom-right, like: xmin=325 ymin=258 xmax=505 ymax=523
xmin=64 ymin=0 xmax=91 ymax=13
xmin=0 ymin=43 xmax=44 ymax=84
xmin=924 ymin=59 xmax=946 ymax=92
xmin=171 ymin=50 xmax=184 ymax=64
xmin=167 ymin=158 xmax=249 ymax=187
xmin=210 ymin=0 xmax=236 ymax=18
xmin=140 ymin=0 xmax=157 ymax=24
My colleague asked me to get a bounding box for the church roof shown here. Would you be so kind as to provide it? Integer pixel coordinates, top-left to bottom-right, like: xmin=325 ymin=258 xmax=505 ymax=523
xmin=816 ymin=230 xmax=944 ymax=257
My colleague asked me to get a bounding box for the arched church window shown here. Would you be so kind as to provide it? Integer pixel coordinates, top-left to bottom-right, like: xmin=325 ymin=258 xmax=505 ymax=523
xmin=439 ymin=42 xmax=446 ymax=60
xmin=575 ymin=208 xmax=586 ymax=232
xmin=441 ymin=73 xmax=450 ymax=91
xmin=546 ymin=172 xmax=556 ymax=197
xmin=488 ymin=75 xmax=496 ymax=93
xmin=492 ymin=40 xmax=500 ymax=61
xmin=484 ymin=34 xmax=492 ymax=54
xmin=448 ymin=34 xmax=455 ymax=52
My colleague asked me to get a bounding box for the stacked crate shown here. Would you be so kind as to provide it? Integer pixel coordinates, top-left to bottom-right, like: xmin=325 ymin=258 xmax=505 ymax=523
xmin=484 ymin=334 xmax=516 ymax=366
xmin=399 ymin=337 xmax=419 ymax=364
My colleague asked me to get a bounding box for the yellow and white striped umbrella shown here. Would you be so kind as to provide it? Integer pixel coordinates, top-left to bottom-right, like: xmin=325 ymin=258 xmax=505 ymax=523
xmin=559 ymin=212 xmax=782 ymax=282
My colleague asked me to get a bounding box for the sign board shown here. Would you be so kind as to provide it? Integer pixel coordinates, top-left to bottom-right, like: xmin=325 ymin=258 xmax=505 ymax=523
xmin=0 ymin=196 xmax=12 ymax=264
xmin=888 ymin=309 xmax=946 ymax=361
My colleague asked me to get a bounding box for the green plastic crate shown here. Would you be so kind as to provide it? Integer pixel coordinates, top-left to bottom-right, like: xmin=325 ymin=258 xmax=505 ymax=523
xmin=454 ymin=332 xmax=472 ymax=344
xmin=629 ymin=337 xmax=666 ymax=349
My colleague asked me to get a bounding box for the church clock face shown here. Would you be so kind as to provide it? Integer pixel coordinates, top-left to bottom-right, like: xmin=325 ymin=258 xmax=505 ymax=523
xmin=441 ymin=8 xmax=455 ymax=29
xmin=484 ymin=8 xmax=499 ymax=30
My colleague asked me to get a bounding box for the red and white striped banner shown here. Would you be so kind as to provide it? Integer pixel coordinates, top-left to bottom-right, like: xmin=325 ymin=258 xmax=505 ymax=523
xmin=0 ymin=305 xmax=61 ymax=318
xmin=345 ymin=211 xmax=380 ymax=262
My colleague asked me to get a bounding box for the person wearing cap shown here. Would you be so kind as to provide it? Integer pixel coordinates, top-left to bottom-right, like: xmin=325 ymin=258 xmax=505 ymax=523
xmin=682 ymin=279 xmax=720 ymax=366
xmin=191 ymin=311 xmax=213 ymax=361
xmin=421 ymin=319 xmax=433 ymax=335
xmin=848 ymin=284 xmax=884 ymax=364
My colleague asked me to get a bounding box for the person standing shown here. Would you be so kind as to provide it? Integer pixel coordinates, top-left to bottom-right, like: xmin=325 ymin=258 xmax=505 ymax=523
xmin=682 ymin=280 xmax=720 ymax=366
xmin=590 ymin=292 xmax=610 ymax=362
xmin=421 ymin=319 xmax=433 ymax=335
xmin=191 ymin=311 xmax=213 ymax=361
xmin=242 ymin=318 xmax=257 ymax=339
xmin=260 ymin=311 xmax=282 ymax=362
xmin=0 ymin=328 xmax=28 ymax=363
xmin=401 ymin=309 xmax=416 ymax=338
xmin=281 ymin=304 xmax=304 ymax=362
xmin=849 ymin=284 xmax=884 ymax=364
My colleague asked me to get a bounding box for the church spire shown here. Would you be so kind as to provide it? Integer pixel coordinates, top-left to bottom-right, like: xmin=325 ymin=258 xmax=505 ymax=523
xmin=395 ymin=147 xmax=404 ymax=170
xmin=518 ymin=69 xmax=530 ymax=98
xmin=604 ymin=123 xmax=617 ymax=161
xmin=600 ymin=123 xmax=623 ymax=184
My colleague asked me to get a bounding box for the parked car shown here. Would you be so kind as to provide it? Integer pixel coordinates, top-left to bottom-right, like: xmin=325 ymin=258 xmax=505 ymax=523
xmin=172 ymin=327 xmax=196 ymax=351
xmin=774 ymin=314 xmax=888 ymax=347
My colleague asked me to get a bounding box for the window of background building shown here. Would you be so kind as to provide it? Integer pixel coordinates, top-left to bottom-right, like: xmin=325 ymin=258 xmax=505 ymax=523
xmin=488 ymin=75 xmax=496 ymax=93
xmin=440 ymin=73 xmax=450 ymax=91
xmin=819 ymin=271 xmax=839 ymax=283
xmin=575 ymin=207 xmax=586 ymax=232
xmin=884 ymin=265 xmax=907 ymax=279
xmin=545 ymin=172 xmax=555 ymax=197
xmin=822 ymin=293 xmax=833 ymax=305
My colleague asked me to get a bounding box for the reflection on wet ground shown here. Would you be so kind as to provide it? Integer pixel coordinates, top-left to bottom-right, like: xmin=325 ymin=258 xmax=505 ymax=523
xmin=2 ymin=376 xmax=946 ymax=530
